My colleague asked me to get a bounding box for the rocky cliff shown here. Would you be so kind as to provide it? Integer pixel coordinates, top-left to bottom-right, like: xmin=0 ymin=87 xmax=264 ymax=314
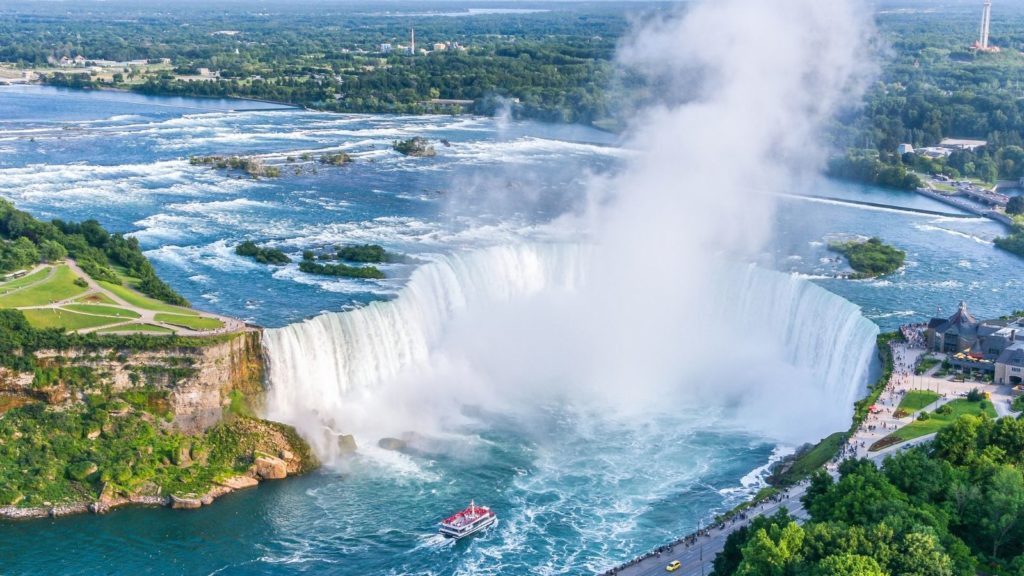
xmin=0 ymin=330 xmax=265 ymax=433
xmin=0 ymin=329 xmax=318 ymax=517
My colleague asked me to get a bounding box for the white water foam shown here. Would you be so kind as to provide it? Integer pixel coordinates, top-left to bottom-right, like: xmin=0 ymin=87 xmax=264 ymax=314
xmin=264 ymin=243 xmax=878 ymax=463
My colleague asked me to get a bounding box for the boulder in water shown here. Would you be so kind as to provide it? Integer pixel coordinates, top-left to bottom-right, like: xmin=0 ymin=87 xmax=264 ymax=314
xmin=254 ymin=456 xmax=288 ymax=480
xmin=338 ymin=434 xmax=358 ymax=455
xmin=377 ymin=437 xmax=407 ymax=451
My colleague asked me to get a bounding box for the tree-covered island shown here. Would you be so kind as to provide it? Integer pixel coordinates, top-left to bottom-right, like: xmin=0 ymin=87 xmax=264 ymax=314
xmin=828 ymin=237 xmax=906 ymax=279
xmin=234 ymin=241 xmax=291 ymax=265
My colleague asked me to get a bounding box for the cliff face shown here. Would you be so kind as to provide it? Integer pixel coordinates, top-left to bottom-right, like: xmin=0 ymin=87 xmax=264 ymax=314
xmin=0 ymin=329 xmax=319 ymax=517
xmin=1 ymin=330 xmax=266 ymax=433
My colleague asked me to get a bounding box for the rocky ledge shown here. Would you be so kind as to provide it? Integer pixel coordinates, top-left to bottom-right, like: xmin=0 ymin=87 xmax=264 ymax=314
xmin=0 ymin=448 xmax=307 ymax=520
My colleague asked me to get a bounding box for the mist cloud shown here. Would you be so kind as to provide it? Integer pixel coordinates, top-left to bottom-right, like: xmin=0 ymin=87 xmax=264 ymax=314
xmin=266 ymin=0 xmax=880 ymax=459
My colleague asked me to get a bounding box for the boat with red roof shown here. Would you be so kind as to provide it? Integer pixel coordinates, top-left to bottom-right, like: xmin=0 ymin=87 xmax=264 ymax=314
xmin=439 ymin=500 xmax=497 ymax=539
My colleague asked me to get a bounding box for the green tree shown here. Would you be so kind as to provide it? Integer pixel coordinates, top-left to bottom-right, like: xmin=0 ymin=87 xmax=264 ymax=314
xmin=815 ymin=553 xmax=885 ymax=576
xmin=736 ymin=521 xmax=805 ymax=576
xmin=1007 ymin=195 xmax=1024 ymax=216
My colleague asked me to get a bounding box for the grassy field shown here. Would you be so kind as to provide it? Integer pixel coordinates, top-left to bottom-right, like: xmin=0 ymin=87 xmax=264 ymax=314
xmin=21 ymin=309 xmax=122 ymax=331
xmin=99 ymin=281 xmax=198 ymax=316
xmin=96 ymin=323 xmax=175 ymax=335
xmin=873 ymin=399 xmax=998 ymax=449
xmin=63 ymin=304 xmax=141 ymax=319
xmin=898 ymin=390 xmax=941 ymax=412
xmin=0 ymin=265 xmax=87 ymax=307
xmin=0 ymin=268 xmax=50 ymax=293
xmin=154 ymin=313 xmax=223 ymax=331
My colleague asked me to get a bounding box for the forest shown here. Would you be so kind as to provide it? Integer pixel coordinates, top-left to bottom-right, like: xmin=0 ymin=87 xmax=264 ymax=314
xmin=0 ymin=200 xmax=186 ymax=306
xmin=5 ymin=0 xmax=1024 ymax=148
xmin=713 ymin=413 xmax=1024 ymax=576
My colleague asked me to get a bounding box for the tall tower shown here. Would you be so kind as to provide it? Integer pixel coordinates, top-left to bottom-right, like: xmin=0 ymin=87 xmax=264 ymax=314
xmin=980 ymin=0 xmax=992 ymax=49
xmin=410 ymin=28 xmax=416 ymax=55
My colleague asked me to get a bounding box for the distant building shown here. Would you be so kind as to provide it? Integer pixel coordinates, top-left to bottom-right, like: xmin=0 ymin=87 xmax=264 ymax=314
xmin=939 ymin=138 xmax=987 ymax=152
xmin=433 ymin=43 xmax=447 ymax=52
xmin=925 ymin=301 xmax=1024 ymax=383
xmin=897 ymin=143 xmax=914 ymax=155
xmin=919 ymin=147 xmax=952 ymax=159
xmin=380 ymin=43 xmax=393 ymax=54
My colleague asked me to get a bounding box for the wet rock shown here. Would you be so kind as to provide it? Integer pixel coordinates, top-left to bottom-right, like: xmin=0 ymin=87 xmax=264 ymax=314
xmin=337 ymin=434 xmax=358 ymax=455
xmin=218 ymin=475 xmax=259 ymax=490
xmin=254 ymin=456 xmax=288 ymax=480
xmin=377 ymin=437 xmax=407 ymax=451
xmin=170 ymin=494 xmax=202 ymax=509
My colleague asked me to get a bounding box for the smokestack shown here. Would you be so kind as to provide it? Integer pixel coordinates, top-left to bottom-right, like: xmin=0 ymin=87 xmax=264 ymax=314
xmin=411 ymin=28 xmax=416 ymax=55
xmin=980 ymin=1 xmax=992 ymax=49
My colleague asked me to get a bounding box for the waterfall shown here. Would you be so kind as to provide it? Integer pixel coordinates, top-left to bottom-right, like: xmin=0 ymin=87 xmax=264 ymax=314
xmin=264 ymin=243 xmax=879 ymax=460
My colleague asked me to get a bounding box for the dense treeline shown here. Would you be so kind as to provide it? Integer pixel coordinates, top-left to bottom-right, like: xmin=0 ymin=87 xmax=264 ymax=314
xmin=827 ymin=151 xmax=923 ymax=190
xmin=3 ymin=0 xmax=625 ymax=125
xmin=0 ymin=200 xmax=186 ymax=306
xmin=714 ymin=413 xmax=1024 ymax=575
xmin=834 ymin=3 xmax=1024 ymax=187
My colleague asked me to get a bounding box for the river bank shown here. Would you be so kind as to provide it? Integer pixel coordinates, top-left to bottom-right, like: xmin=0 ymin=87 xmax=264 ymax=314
xmin=601 ymin=332 xmax=899 ymax=575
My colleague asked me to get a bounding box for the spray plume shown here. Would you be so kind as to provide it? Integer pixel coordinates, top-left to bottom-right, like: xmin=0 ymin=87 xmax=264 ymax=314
xmin=265 ymin=0 xmax=879 ymax=461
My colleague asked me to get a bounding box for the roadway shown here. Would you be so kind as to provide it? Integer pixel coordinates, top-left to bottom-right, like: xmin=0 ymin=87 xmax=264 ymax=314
xmin=612 ymin=483 xmax=810 ymax=576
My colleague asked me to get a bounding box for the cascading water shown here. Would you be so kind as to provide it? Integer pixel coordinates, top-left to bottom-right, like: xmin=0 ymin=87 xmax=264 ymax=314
xmin=263 ymin=243 xmax=591 ymax=458
xmin=264 ymin=243 xmax=878 ymax=462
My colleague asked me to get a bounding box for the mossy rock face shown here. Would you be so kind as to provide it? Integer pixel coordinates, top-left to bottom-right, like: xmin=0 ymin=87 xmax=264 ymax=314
xmin=67 ymin=461 xmax=98 ymax=482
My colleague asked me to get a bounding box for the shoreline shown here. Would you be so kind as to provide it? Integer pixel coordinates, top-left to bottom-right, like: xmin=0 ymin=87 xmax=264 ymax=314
xmin=0 ymin=473 xmax=275 ymax=521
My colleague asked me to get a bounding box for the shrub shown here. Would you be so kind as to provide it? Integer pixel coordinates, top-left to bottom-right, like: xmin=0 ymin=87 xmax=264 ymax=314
xmin=918 ymin=411 xmax=930 ymax=421
xmin=966 ymin=388 xmax=984 ymax=402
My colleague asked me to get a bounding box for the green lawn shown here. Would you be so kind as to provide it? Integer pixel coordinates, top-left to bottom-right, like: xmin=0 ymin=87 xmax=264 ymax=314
xmin=62 ymin=304 xmax=140 ymax=319
xmin=154 ymin=313 xmax=223 ymax=331
xmin=99 ymin=281 xmax=198 ymax=316
xmin=0 ymin=265 xmax=87 ymax=307
xmin=872 ymin=399 xmax=998 ymax=449
xmin=0 ymin=267 xmax=50 ymax=293
xmin=898 ymin=390 xmax=941 ymax=412
xmin=96 ymin=323 xmax=174 ymax=335
xmin=21 ymin=308 xmax=122 ymax=331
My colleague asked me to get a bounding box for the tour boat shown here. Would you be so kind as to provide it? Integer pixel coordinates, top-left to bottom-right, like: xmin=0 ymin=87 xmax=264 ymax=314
xmin=439 ymin=500 xmax=497 ymax=539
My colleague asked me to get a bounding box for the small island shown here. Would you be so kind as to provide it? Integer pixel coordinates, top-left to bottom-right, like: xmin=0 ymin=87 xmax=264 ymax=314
xmin=319 ymin=152 xmax=352 ymax=166
xmin=235 ymin=241 xmax=291 ymax=265
xmin=189 ymin=155 xmax=280 ymax=178
xmin=299 ymin=252 xmax=385 ymax=279
xmin=393 ymin=137 xmax=436 ymax=157
xmin=828 ymin=237 xmax=906 ymax=279
xmin=296 ymin=244 xmax=412 ymax=279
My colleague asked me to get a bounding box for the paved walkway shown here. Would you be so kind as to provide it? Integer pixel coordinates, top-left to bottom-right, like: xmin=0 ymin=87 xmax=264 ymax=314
xmin=0 ymin=260 xmax=245 ymax=337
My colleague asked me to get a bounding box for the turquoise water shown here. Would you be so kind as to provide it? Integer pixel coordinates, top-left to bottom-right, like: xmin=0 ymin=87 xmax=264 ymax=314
xmin=0 ymin=86 xmax=1021 ymax=575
